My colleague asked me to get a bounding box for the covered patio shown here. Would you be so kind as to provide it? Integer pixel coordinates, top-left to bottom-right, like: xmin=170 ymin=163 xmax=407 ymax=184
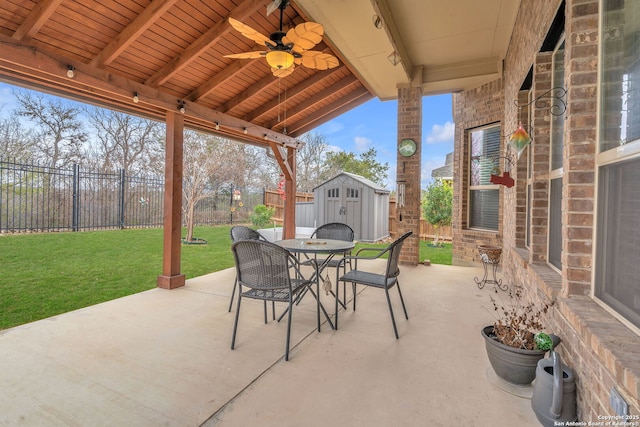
xmin=0 ymin=262 xmax=538 ymax=426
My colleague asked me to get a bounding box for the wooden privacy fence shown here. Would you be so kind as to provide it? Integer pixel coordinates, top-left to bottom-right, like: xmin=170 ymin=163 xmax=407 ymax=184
xmin=264 ymin=190 xmax=452 ymax=242
xmin=264 ymin=189 xmax=314 ymax=226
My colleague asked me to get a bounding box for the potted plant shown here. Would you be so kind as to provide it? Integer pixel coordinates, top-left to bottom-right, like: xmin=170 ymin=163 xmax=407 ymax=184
xmin=482 ymin=284 xmax=556 ymax=385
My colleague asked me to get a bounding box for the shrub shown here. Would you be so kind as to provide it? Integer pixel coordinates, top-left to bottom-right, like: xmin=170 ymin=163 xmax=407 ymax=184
xmin=422 ymin=178 xmax=452 ymax=246
xmin=249 ymin=204 xmax=275 ymax=228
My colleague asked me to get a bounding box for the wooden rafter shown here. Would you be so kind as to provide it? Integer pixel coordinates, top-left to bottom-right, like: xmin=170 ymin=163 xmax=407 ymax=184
xmin=12 ymin=0 xmax=63 ymax=41
xmin=287 ymin=88 xmax=372 ymax=136
xmin=265 ymin=75 xmax=360 ymax=129
xmin=268 ymin=141 xmax=293 ymax=180
xmin=243 ymin=65 xmax=345 ymax=122
xmin=91 ymin=0 xmax=179 ymax=67
xmin=0 ymin=34 xmax=298 ymax=149
xmin=221 ymin=73 xmax=280 ymax=113
xmin=187 ymin=60 xmax=247 ymax=102
xmin=145 ymin=0 xmax=264 ymax=87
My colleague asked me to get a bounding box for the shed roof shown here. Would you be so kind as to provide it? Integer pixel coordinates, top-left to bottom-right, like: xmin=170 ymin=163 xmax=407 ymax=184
xmin=315 ymin=172 xmax=390 ymax=194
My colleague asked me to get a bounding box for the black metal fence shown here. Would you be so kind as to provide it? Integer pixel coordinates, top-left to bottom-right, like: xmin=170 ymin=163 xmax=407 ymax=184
xmin=0 ymin=159 xmax=263 ymax=233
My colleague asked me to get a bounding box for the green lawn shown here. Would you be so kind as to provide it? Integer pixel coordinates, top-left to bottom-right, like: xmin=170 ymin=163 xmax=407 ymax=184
xmin=0 ymin=226 xmax=451 ymax=330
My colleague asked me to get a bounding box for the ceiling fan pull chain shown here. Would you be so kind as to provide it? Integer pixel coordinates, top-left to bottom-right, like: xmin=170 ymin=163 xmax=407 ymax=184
xmin=283 ymin=82 xmax=287 ymax=135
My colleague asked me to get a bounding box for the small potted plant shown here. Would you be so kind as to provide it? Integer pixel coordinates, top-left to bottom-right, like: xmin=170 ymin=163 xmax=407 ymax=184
xmin=482 ymin=284 xmax=557 ymax=385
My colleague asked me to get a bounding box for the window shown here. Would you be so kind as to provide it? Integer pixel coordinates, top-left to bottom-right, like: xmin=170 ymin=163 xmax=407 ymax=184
xmin=548 ymin=38 xmax=565 ymax=271
xmin=469 ymin=124 xmax=500 ymax=230
xmin=596 ymin=0 xmax=640 ymax=329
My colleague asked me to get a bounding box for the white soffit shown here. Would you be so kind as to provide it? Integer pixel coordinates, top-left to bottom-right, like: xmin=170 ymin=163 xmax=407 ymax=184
xmin=295 ymin=0 xmax=520 ymax=100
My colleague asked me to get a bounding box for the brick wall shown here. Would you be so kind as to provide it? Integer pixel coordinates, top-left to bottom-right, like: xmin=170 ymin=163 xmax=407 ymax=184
xmin=396 ymin=85 xmax=422 ymax=265
xmin=452 ymin=79 xmax=504 ymax=264
xmin=453 ymin=0 xmax=640 ymax=421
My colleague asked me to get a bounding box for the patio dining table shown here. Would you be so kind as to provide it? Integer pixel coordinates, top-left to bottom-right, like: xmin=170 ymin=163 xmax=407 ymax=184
xmin=275 ymin=238 xmax=355 ymax=332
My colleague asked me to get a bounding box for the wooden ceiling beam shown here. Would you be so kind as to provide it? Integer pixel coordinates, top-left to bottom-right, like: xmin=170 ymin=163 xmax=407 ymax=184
xmin=243 ymin=64 xmax=346 ymax=122
xmin=220 ymin=72 xmax=279 ymax=113
xmin=265 ymin=75 xmax=360 ymax=129
xmin=268 ymin=141 xmax=293 ymax=180
xmin=221 ymin=44 xmax=335 ymax=114
xmin=145 ymin=0 xmax=264 ymax=88
xmin=0 ymin=34 xmax=298 ymax=149
xmin=287 ymin=88 xmax=372 ymax=136
xmin=188 ymin=60 xmax=246 ymax=102
xmin=91 ymin=0 xmax=179 ymax=67
xmin=12 ymin=0 xmax=63 ymax=41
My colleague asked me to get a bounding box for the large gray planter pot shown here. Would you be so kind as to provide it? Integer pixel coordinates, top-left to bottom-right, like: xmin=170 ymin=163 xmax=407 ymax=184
xmin=482 ymin=325 xmax=546 ymax=385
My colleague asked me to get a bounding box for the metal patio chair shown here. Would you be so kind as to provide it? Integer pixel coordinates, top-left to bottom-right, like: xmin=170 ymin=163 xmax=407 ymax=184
xmin=309 ymin=222 xmax=355 ymax=308
xmin=230 ymin=239 xmax=314 ymax=361
xmin=229 ymin=226 xmax=273 ymax=320
xmin=336 ymin=231 xmax=413 ymax=338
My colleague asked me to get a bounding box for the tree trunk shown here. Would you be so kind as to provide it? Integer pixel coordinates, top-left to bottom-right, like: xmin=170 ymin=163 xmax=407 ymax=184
xmin=185 ymin=201 xmax=195 ymax=242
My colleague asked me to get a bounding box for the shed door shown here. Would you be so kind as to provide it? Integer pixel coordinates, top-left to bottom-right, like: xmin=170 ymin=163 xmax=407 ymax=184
xmin=325 ymin=185 xmax=362 ymax=239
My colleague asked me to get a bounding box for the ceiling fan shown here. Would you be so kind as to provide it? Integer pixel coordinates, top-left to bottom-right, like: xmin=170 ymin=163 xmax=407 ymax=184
xmin=224 ymin=0 xmax=339 ymax=78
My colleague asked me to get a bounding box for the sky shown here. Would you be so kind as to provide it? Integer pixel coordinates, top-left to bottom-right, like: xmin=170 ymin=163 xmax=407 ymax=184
xmin=315 ymin=94 xmax=454 ymax=189
xmin=0 ymin=82 xmax=453 ymax=190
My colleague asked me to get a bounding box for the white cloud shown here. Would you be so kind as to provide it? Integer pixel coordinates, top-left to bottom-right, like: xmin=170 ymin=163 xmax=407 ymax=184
xmin=354 ymin=136 xmax=371 ymax=151
xmin=425 ymin=121 xmax=454 ymax=144
xmin=326 ymin=144 xmax=342 ymax=153
xmin=322 ymin=121 xmax=344 ymax=135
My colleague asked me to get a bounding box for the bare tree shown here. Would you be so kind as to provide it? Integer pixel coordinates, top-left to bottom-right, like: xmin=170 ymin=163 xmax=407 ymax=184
xmin=243 ymin=145 xmax=280 ymax=190
xmin=296 ymin=131 xmax=329 ymax=192
xmin=0 ymin=111 xmax=36 ymax=161
xmin=87 ymin=108 xmax=163 ymax=175
xmin=182 ymin=130 xmax=244 ymax=241
xmin=14 ymin=91 xmax=87 ymax=168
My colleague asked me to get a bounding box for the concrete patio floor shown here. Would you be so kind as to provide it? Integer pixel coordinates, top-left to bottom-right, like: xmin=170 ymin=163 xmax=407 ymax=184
xmin=0 ymin=261 xmax=541 ymax=426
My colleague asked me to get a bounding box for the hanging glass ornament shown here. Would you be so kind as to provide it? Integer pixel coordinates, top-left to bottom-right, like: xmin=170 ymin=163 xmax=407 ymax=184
xmin=509 ymin=122 xmax=532 ymax=160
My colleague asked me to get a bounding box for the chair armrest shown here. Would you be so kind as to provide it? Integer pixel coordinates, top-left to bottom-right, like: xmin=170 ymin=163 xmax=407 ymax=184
xmin=355 ymin=247 xmax=388 ymax=257
xmin=336 ymin=247 xmax=390 ymax=270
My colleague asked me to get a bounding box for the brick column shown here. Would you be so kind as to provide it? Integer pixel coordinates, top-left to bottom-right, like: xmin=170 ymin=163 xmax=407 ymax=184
xmin=397 ymin=85 xmax=422 ymax=265
xmin=530 ymin=52 xmax=552 ymax=264
xmin=562 ymin=0 xmax=598 ymax=296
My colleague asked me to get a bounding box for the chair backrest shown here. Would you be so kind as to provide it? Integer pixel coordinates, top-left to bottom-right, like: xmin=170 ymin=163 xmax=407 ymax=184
xmin=385 ymin=231 xmax=413 ymax=279
xmin=231 ymin=240 xmax=292 ymax=291
xmin=311 ymin=222 xmax=354 ymax=242
xmin=230 ymin=225 xmax=265 ymax=242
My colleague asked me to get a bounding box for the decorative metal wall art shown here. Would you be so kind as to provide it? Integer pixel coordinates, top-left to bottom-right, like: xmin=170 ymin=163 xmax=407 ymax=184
xmin=489 ymin=86 xmax=567 ymax=188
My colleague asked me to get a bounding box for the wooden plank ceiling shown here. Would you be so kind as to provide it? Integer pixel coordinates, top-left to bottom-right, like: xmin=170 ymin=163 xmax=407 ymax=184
xmin=0 ymin=0 xmax=373 ymax=147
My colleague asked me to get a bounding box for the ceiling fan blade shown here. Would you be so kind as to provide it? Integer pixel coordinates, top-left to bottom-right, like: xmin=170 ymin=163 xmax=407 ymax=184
xmin=272 ymin=65 xmax=295 ymax=78
xmin=283 ymin=22 xmax=324 ymax=52
xmin=297 ymin=51 xmax=339 ymax=70
xmin=228 ymin=18 xmax=272 ymax=47
xmin=266 ymin=0 xmax=282 ymax=16
xmin=224 ymin=51 xmax=267 ymax=59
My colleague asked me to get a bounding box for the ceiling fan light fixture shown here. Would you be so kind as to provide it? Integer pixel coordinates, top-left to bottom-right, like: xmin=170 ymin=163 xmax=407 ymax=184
xmin=266 ymin=50 xmax=294 ymax=69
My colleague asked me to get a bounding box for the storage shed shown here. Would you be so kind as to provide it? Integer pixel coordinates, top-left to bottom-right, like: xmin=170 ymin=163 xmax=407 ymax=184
xmin=312 ymin=172 xmax=390 ymax=242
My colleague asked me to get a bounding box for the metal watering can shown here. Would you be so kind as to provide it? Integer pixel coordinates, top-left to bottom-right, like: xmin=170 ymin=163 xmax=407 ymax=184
xmin=531 ymin=334 xmax=577 ymax=426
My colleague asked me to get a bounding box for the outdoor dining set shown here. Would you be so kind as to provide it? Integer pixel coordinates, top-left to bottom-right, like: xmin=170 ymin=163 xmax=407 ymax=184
xmin=227 ymin=223 xmax=413 ymax=360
